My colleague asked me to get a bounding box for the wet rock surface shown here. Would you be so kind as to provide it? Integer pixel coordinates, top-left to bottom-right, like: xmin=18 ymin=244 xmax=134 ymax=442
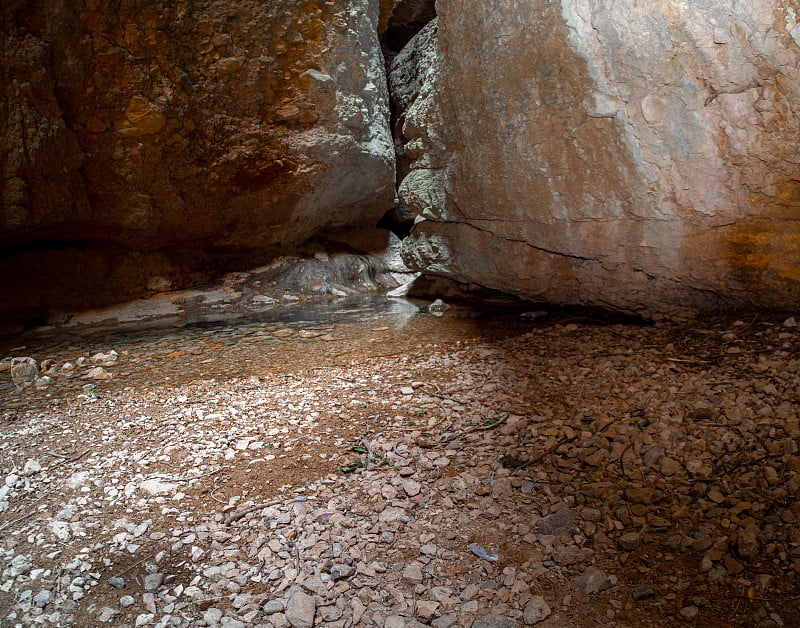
xmin=26 ymin=247 xmax=410 ymax=335
xmin=1 ymin=306 xmax=799 ymax=627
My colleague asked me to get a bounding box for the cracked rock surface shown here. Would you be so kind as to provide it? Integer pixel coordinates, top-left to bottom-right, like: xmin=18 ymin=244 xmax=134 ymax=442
xmin=1 ymin=302 xmax=799 ymax=627
xmin=396 ymin=0 xmax=800 ymax=316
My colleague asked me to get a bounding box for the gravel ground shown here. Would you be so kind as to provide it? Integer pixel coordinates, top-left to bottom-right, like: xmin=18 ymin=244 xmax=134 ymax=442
xmin=1 ymin=306 xmax=799 ymax=627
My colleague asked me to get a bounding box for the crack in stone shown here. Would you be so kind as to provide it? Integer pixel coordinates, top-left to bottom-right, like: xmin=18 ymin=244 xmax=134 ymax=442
xmin=450 ymin=220 xmax=602 ymax=263
xmin=702 ymin=77 xmax=763 ymax=106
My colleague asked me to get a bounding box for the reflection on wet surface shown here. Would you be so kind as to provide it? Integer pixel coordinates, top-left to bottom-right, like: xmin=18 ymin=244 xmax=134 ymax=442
xmin=0 ymin=293 xmax=540 ymax=404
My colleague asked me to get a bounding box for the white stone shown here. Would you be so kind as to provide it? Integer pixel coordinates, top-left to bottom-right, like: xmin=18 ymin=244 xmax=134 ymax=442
xmin=97 ymin=606 xmax=119 ymax=622
xmin=84 ymin=366 xmax=113 ymax=380
xmin=22 ymin=459 xmax=42 ymax=476
xmin=140 ymin=479 xmax=178 ymax=496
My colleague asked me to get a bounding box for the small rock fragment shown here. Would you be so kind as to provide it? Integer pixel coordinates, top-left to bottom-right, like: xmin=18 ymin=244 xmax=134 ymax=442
xmin=574 ymin=567 xmax=614 ymax=595
xmin=416 ymin=599 xmax=440 ymax=619
xmin=624 ymin=488 xmax=655 ymax=504
xmin=384 ymin=616 xmax=407 ymax=628
xmin=98 ymin=607 xmax=119 ymax=622
xmin=10 ymin=357 xmax=39 ymax=387
xmin=379 ymin=506 xmax=407 ymax=523
xmin=285 ymin=590 xmax=316 ymax=628
xmin=737 ymin=531 xmax=759 ymax=562
xmin=34 ymin=376 xmax=53 ymax=389
xmin=618 ymin=532 xmax=642 ymax=551
xmin=679 ymin=606 xmax=699 ymax=620
xmin=660 ymin=457 xmax=682 ymax=476
xmin=472 ymin=617 xmax=518 ymax=628
xmin=143 ymin=572 xmax=164 ymax=592
xmin=22 ymin=459 xmax=42 ymax=476
xmin=523 ymin=596 xmax=552 ymax=624
xmin=140 ymin=479 xmax=178 ymax=496
xmin=469 ymin=544 xmax=499 ymax=562
xmin=428 ymin=299 xmax=448 ymax=315
xmin=84 ymin=366 xmax=112 ymax=380
xmin=91 ymin=350 xmax=119 ymax=365
xmin=432 ymin=614 xmax=459 ymax=628
xmin=329 ymin=564 xmax=355 ymax=580
xmin=203 ymin=608 xmax=223 ymax=625
xmin=632 ymin=584 xmax=655 ymax=601
xmin=402 ymin=478 xmax=422 ymax=497
xmin=403 ymin=562 xmax=424 ymax=584
xmin=537 ymin=507 xmax=577 ymax=536
xmin=263 ymin=599 xmax=285 ymax=614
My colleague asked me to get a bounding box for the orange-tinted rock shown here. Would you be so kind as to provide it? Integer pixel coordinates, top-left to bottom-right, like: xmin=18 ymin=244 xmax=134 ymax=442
xmin=398 ymin=1 xmax=800 ymax=315
xmin=0 ymin=0 xmax=394 ymax=324
xmin=116 ymin=96 xmax=166 ymax=136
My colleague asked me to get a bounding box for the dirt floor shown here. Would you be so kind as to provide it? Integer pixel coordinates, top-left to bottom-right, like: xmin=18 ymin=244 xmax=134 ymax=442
xmin=1 ymin=301 xmax=799 ymax=627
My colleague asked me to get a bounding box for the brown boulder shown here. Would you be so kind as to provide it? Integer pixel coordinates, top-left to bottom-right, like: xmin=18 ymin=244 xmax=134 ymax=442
xmin=0 ymin=0 xmax=394 ymax=323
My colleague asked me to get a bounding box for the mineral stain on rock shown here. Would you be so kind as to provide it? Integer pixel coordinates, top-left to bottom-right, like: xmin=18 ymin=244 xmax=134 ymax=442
xmin=722 ymin=218 xmax=800 ymax=299
xmin=0 ymin=0 xmax=395 ymax=324
xmin=2 ymin=0 xmax=800 ymax=324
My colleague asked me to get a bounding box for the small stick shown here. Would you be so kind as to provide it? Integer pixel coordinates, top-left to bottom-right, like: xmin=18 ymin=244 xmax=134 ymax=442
xmin=442 ymin=413 xmax=510 ymax=443
xmin=45 ymin=447 xmax=91 ymax=473
xmin=226 ymin=500 xmax=279 ymax=524
xmin=511 ymin=434 xmax=576 ymax=476
xmin=667 ymin=358 xmax=710 ymax=364
xmin=728 ymin=594 xmax=800 ymax=602
xmin=0 ymin=492 xmax=51 ymax=532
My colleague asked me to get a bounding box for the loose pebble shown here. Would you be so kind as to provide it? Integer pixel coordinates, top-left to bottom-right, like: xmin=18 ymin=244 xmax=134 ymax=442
xmin=0 ymin=308 xmax=797 ymax=628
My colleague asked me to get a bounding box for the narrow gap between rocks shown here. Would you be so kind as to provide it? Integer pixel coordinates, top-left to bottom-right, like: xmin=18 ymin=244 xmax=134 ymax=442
xmin=376 ymin=0 xmax=437 ymax=240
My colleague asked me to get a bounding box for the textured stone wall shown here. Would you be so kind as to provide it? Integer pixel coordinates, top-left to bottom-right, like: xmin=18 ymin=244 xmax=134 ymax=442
xmin=399 ymin=0 xmax=800 ymax=315
xmin=5 ymin=0 xmax=800 ymax=323
xmin=1 ymin=0 xmax=394 ymax=321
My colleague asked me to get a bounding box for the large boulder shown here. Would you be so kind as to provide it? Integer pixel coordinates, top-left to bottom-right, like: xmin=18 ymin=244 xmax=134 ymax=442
xmin=0 ymin=0 xmax=394 ymax=323
xmin=399 ymin=0 xmax=800 ymax=315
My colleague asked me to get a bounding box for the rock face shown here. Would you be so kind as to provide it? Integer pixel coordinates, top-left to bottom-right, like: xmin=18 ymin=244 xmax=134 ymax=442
xmin=388 ymin=18 xmax=439 ymax=185
xmin=0 ymin=0 xmax=394 ymax=323
xmin=398 ymin=1 xmax=800 ymax=315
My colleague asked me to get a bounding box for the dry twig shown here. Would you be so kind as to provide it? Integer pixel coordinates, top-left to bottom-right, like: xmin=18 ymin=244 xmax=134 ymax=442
xmin=45 ymin=447 xmax=91 ymax=473
xmin=441 ymin=413 xmax=510 ymax=444
xmin=226 ymin=499 xmax=280 ymax=524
